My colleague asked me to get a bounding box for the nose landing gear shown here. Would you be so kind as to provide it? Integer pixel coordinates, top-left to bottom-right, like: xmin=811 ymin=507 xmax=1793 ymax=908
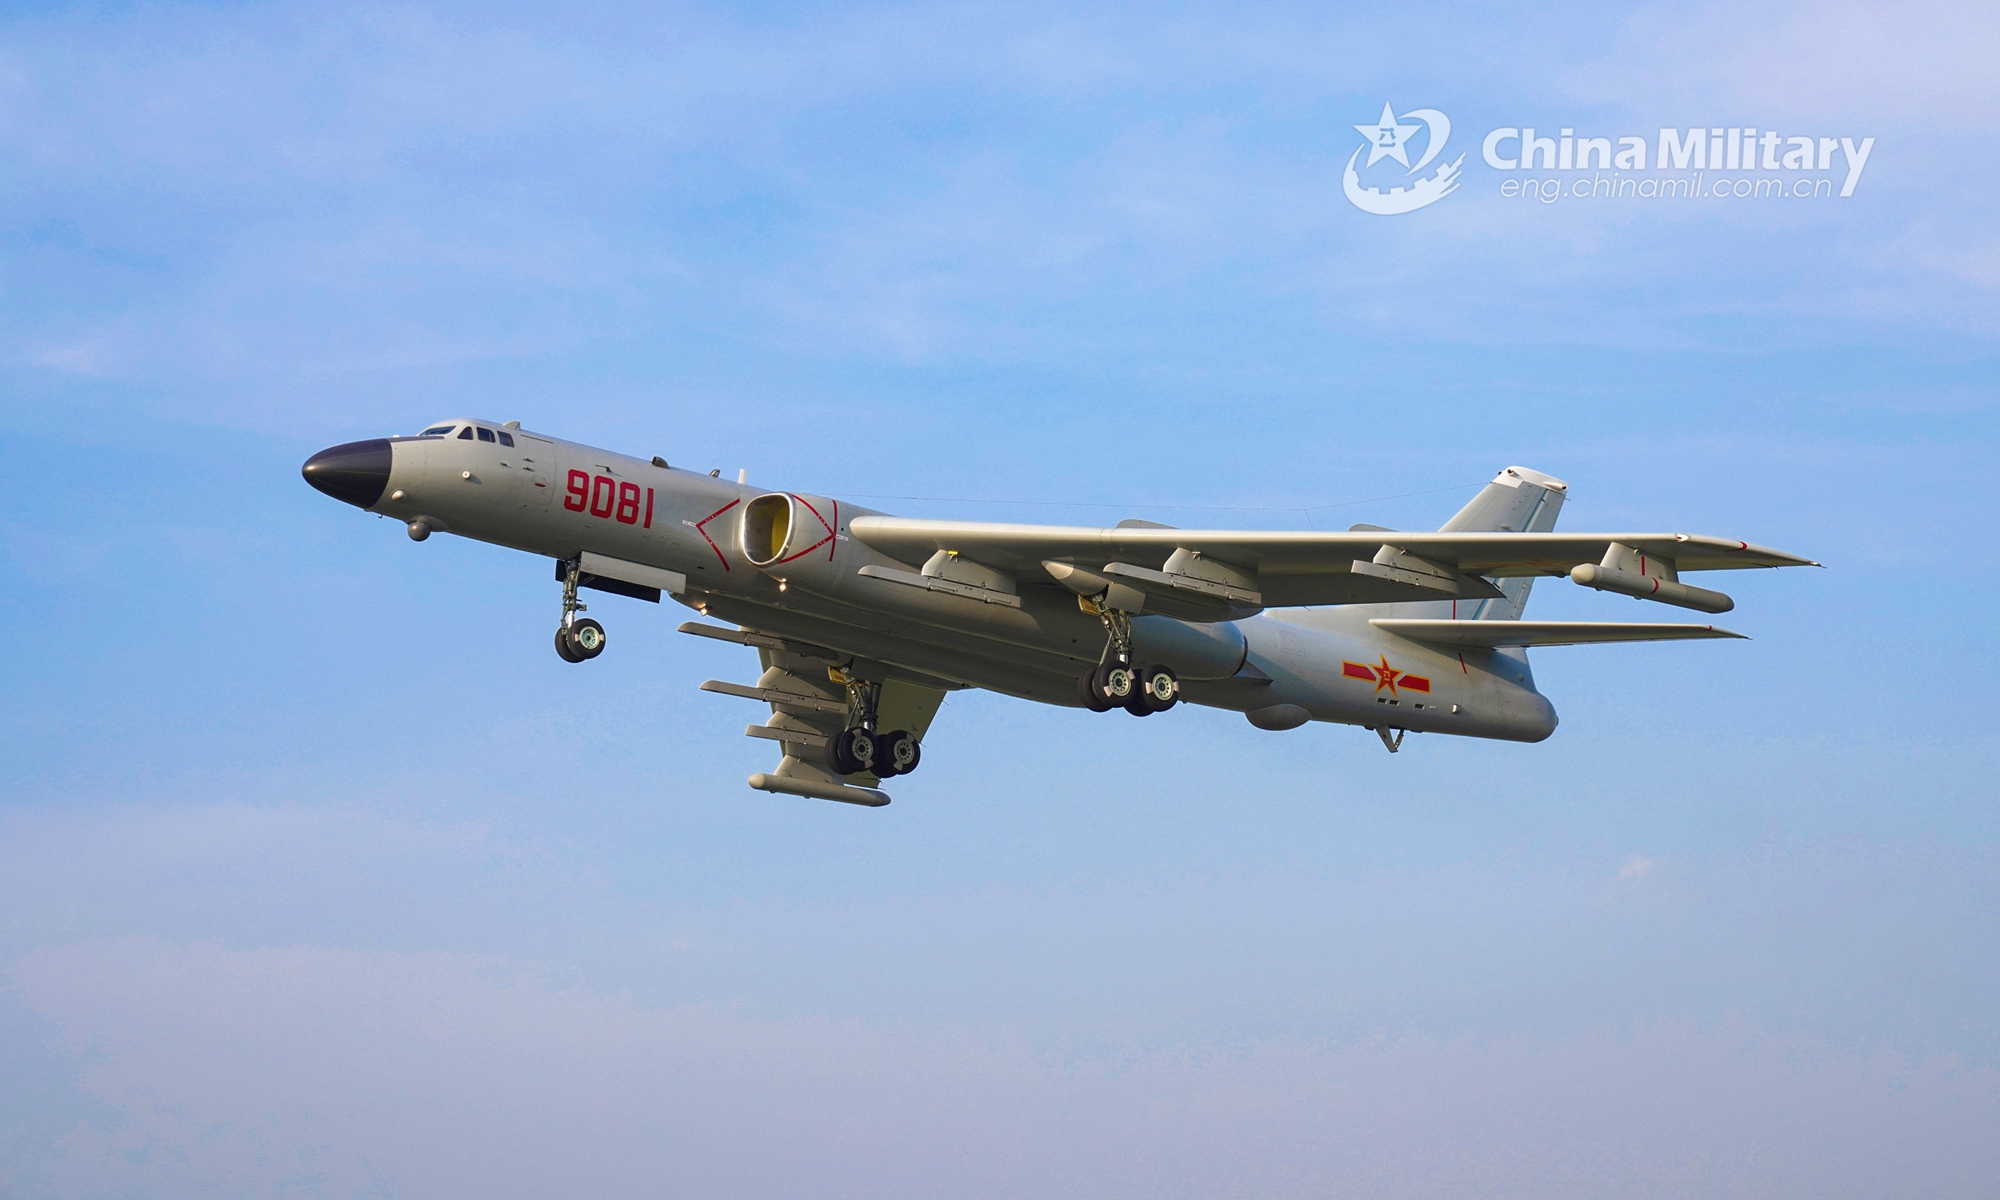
xmin=553 ymin=557 xmax=606 ymax=662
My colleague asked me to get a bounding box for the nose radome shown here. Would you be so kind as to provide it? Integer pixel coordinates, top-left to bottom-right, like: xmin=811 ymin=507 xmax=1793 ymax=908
xmin=302 ymin=439 xmax=393 ymax=509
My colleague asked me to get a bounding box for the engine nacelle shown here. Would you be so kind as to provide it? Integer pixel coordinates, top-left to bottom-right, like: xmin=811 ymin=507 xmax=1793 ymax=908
xmin=740 ymin=492 xmax=841 ymax=570
xmin=1131 ymin=615 xmax=1248 ymax=680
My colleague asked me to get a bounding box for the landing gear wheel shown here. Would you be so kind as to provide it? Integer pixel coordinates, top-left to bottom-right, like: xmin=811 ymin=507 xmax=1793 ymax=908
xmin=1138 ymin=664 xmax=1179 ymax=713
xmin=1096 ymin=662 xmax=1138 ymax=705
xmin=555 ymin=626 xmax=583 ymax=663
xmin=875 ymin=729 xmax=921 ymax=777
xmin=1077 ymin=670 xmax=1115 ymax=713
xmin=827 ymin=726 xmax=878 ymax=777
xmin=568 ymin=618 xmax=607 ymax=659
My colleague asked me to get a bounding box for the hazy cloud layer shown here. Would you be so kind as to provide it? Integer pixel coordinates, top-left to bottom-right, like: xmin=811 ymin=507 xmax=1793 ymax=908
xmin=12 ymin=936 xmax=1998 ymax=1200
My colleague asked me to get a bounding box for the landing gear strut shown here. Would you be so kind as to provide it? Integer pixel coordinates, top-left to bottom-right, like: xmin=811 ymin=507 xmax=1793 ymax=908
xmin=825 ymin=669 xmax=921 ymax=778
xmin=553 ymin=557 xmax=606 ymax=663
xmin=1076 ymin=603 xmax=1178 ymax=715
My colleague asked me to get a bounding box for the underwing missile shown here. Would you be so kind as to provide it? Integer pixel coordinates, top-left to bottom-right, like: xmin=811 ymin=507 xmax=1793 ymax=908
xmin=1570 ymin=563 xmax=1733 ymax=613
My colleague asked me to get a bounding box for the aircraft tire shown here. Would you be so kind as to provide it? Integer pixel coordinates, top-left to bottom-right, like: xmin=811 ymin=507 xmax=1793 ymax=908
xmin=1139 ymin=664 xmax=1179 ymax=713
xmin=1077 ymin=670 xmax=1115 ymax=712
xmin=569 ymin=618 xmax=607 ymax=659
xmin=875 ymin=730 xmax=920 ymax=777
xmin=828 ymin=727 xmax=876 ymax=777
xmin=1095 ymin=662 xmax=1138 ymax=705
xmin=554 ymin=627 xmax=583 ymax=663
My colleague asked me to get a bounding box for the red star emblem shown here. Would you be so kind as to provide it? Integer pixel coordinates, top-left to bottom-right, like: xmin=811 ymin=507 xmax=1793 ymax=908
xmin=1372 ymin=656 xmax=1402 ymax=696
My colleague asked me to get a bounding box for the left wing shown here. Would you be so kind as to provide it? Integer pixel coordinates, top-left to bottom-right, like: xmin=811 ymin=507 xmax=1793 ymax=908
xmin=681 ymin=622 xmax=946 ymax=807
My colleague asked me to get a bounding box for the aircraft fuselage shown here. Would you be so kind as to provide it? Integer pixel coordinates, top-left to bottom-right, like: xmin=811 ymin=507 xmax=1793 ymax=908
xmin=304 ymin=420 xmax=1560 ymax=746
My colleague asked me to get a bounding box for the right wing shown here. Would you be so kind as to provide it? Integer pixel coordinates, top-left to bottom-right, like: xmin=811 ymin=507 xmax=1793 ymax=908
xmin=846 ymin=517 xmax=1816 ymax=611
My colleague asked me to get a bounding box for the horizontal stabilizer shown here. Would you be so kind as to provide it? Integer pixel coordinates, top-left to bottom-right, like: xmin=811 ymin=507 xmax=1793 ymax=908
xmin=1370 ymin=619 xmax=1745 ymax=647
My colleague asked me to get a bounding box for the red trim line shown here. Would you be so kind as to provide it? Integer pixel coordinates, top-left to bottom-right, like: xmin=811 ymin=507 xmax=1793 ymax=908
xmin=695 ymin=499 xmax=739 ymax=571
xmin=774 ymin=493 xmax=837 ymax=564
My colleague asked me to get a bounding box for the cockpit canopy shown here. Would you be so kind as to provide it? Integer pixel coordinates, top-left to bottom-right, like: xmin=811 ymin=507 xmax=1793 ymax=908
xmin=416 ymin=420 xmax=515 ymax=447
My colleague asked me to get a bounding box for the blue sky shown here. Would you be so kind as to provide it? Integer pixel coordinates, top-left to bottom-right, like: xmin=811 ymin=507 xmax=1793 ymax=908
xmin=2 ymin=2 xmax=1996 ymax=1196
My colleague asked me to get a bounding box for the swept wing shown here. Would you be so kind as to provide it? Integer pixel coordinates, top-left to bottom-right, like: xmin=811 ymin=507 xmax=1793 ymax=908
xmin=847 ymin=518 xmax=1816 ymax=609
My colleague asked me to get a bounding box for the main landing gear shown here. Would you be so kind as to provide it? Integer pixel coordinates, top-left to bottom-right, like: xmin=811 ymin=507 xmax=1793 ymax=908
xmin=553 ymin=557 xmax=606 ymax=663
xmin=1075 ymin=605 xmax=1179 ymax=716
xmin=825 ymin=671 xmax=922 ymax=779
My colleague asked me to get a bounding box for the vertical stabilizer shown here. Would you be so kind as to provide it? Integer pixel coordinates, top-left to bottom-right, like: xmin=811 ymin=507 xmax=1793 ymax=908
xmin=1444 ymin=466 xmax=1566 ymax=620
xmin=1360 ymin=467 xmax=1568 ymax=621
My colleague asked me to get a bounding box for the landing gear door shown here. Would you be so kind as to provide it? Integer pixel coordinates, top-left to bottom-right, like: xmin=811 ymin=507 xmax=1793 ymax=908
xmin=878 ymin=678 xmax=946 ymax=741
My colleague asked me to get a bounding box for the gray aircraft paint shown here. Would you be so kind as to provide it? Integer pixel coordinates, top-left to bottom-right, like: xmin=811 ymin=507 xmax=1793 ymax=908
xmin=304 ymin=419 xmax=1815 ymax=803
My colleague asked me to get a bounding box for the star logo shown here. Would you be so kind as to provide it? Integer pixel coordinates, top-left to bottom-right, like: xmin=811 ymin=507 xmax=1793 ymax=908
xmin=1354 ymin=102 xmax=1421 ymax=168
xmin=1342 ymin=657 xmax=1434 ymax=696
xmin=1342 ymin=102 xmax=1464 ymax=216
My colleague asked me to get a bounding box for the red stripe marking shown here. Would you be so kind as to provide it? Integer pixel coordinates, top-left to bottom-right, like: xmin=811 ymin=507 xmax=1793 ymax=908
xmin=694 ymin=499 xmax=739 ymax=571
xmin=1401 ymin=675 xmax=1431 ymax=693
xmin=792 ymin=493 xmax=834 ymax=538
xmin=1343 ymin=661 xmax=1377 ymax=681
xmin=773 ymin=492 xmax=839 ymax=563
xmin=776 ymin=536 xmax=835 ymax=564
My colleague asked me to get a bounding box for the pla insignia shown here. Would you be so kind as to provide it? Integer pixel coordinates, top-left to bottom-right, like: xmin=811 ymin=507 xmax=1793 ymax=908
xmin=1342 ymin=655 xmax=1431 ymax=697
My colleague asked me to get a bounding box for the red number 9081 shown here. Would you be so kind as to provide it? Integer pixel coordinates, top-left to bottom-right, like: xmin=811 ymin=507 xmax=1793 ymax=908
xmin=565 ymin=470 xmax=653 ymax=528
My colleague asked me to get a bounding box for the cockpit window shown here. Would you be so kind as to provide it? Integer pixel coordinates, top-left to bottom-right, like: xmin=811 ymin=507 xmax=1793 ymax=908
xmin=458 ymin=427 xmax=475 ymax=439
xmin=420 ymin=425 xmax=456 ymax=437
xmin=497 ymin=431 xmax=515 ymax=447
xmin=476 ymin=428 xmax=496 ymax=443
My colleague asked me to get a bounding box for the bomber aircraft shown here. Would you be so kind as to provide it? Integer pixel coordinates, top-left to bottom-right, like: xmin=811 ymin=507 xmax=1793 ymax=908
xmin=304 ymin=420 xmax=1815 ymax=806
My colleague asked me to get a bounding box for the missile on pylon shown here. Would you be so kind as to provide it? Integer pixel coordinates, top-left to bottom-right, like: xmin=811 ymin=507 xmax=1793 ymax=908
xmin=1570 ymin=563 xmax=1733 ymax=613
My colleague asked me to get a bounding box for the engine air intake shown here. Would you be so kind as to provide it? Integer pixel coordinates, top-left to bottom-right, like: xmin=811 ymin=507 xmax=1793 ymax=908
xmin=741 ymin=493 xmax=799 ymax=567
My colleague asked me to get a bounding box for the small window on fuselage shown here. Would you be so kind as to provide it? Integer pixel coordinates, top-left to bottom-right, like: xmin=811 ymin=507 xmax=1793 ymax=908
xmin=497 ymin=431 xmax=515 ymax=447
xmin=420 ymin=425 xmax=456 ymax=437
xmin=458 ymin=427 xmax=475 ymax=439
xmin=476 ymin=428 xmax=496 ymax=443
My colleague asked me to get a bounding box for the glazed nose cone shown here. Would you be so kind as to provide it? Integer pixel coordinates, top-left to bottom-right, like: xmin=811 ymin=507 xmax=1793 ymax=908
xmin=302 ymin=439 xmax=393 ymax=509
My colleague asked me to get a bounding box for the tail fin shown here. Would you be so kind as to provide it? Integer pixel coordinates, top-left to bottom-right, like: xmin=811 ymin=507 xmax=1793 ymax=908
xmin=1444 ymin=466 xmax=1566 ymax=621
xmin=1362 ymin=466 xmax=1568 ymax=621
